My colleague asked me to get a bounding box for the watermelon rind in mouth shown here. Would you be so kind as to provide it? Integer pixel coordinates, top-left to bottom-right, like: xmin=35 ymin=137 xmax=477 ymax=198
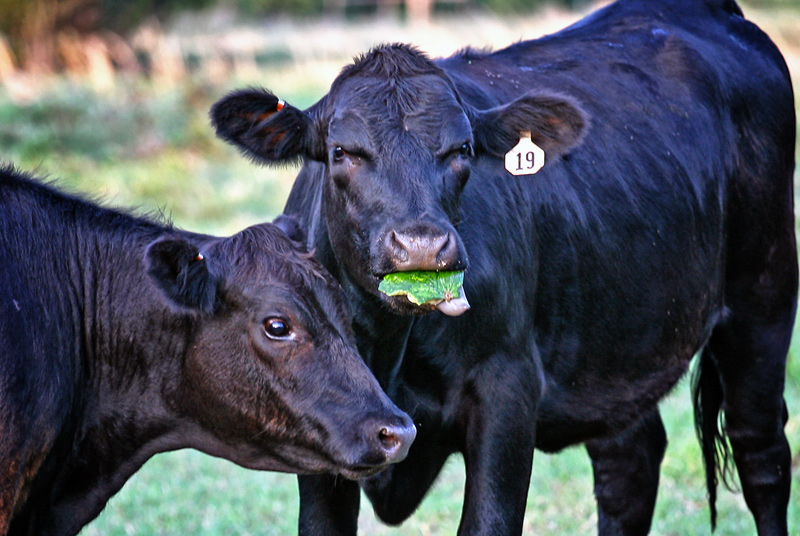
xmin=378 ymin=270 xmax=470 ymax=316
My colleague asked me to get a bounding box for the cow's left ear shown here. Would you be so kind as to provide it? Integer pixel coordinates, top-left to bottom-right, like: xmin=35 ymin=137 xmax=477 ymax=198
xmin=145 ymin=238 xmax=217 ymax=314
xmin=469 ymin=91 xmax=588 ymax=160
xmin=210 ymin=88 xmax=325 ymax=164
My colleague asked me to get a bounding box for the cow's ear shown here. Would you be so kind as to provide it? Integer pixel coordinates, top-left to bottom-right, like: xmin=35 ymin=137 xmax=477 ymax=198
xmin=210 ymin=88 xmax=325 ymax=164
xmin=470 ymin=92 xmax=588 ymax=160
xmin=145 ymin=238 xmax=217 ymax=314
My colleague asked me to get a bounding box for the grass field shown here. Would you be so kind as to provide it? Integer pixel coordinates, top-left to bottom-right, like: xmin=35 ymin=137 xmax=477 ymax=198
xmin=74 ymin=380 xmax=800 ymax=535
xmin=2 ymin=2 xmax=800 ymax=534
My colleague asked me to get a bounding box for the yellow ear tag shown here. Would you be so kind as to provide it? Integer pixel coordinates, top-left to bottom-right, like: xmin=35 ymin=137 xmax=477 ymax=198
xmin=505 ymin=131 xmax=545 ymax=176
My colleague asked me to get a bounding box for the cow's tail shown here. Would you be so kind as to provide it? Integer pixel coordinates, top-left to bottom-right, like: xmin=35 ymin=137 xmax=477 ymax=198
xmin=691 ymin=348 xmax=736 ymax=532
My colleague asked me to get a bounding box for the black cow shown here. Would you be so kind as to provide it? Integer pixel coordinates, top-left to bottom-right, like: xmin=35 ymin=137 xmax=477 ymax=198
xmin=211 ymin=0 xmax=797 ymax=533
xmin=0 ymin=167 xmax=416 ymax=536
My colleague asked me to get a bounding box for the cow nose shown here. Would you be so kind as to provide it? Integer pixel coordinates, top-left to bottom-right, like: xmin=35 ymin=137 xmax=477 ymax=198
xmin=376 ymin=421 xmax=416 ymax=464
xmin=387 ymin=229 xmax=460 ymax=271
xmin=358 ymin=413 xmax=416 ymax=466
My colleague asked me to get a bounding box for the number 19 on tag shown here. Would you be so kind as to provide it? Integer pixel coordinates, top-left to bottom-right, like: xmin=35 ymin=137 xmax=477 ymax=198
xmin=516 ymin=151 xmax=537 ymax=171
xmin=505 ymin=133 xmax=545 ymax=176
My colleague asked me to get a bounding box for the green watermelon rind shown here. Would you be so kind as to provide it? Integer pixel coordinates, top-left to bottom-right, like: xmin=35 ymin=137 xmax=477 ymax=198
xmin=378 ymin=270 xmax=464 ymax=305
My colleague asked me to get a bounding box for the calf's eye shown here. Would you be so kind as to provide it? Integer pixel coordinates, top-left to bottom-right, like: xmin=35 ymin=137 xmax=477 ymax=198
xmin=332 ymin=147 xmax=345 ymax=162
xmin=459 ymin=143 xmax=474 ymax=157
xmin=264 ymin=317 xmax=293 ymax=340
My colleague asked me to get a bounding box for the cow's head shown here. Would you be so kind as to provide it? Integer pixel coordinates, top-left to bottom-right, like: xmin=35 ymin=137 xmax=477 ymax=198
xmin=211 ymin=44 xmax=586 ymax=315
xmin=145 ymin=221 xmax=414 ymax=479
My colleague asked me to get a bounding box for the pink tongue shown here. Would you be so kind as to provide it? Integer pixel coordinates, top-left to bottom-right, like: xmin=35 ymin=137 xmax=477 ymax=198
xmin=435 ymin=288 xmax=470 ymax=316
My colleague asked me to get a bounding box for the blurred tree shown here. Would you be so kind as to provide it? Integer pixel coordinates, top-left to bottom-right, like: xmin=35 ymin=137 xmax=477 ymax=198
xmin=3 ymin=0 xmax=794 ymax=73
xmin=746 ymin=0 xmax=800 ymax=6
xmin=473 ymin=0 xmax=590 ymax=13
xmin=0 ymin=0 xmax=213 ymax=73
xmin=234 ymin=0 xmax=323 ymax=17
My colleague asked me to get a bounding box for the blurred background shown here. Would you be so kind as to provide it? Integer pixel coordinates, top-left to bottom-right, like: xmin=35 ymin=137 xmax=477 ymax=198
xmin=0 ymin=0 xmax=798 ymax=534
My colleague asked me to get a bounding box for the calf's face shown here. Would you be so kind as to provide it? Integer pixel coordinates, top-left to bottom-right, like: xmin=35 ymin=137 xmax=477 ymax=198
xmin=211 ymin=45 xmax=586 ymax=315
xmin=146 ymin=223 xmax=414 ymax=479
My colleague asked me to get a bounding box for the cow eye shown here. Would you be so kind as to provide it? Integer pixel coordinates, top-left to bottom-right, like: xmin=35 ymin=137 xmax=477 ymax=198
xmin=459 ymin=143 xmax=474 ymax=157
xmin=332 ymin=147 xmax=345 ymax=162
xmin=264 ymin=317 xmax=293 ymax=340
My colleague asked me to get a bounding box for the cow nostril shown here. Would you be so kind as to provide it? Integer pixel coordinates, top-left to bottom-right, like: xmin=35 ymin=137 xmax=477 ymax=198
xmin=378 ymin=426 xmax=399 ymax=449
xmin=375 ymin=422 xmax=416 ymax=463
xmin=437 ymin=233 xmax=453 ymax=263
xmin=391 ymin=231 xmax=408 ymax=251
xmin=389 ymin=231 xmax=410 ymax=263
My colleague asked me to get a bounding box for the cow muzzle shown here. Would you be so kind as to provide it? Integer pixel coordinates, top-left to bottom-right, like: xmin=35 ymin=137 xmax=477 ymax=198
xmin=383 ymin=226 xmax=464 ymax=273
xmin=345 ymin=412 xmax=416 ymax=477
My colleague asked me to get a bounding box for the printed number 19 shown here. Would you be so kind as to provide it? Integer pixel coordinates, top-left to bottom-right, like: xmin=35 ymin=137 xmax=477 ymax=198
xmin=505 ymin=136 xmax=544 ymax=176
xmin=517 ymin=151 xmax=535 ymax=171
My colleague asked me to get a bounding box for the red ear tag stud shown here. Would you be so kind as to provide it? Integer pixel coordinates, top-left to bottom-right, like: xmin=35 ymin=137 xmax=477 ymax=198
xmin=276 ymin=99 xmax=285 ymax=111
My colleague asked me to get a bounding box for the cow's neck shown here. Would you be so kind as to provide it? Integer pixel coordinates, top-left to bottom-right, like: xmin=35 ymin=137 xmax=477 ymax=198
xmin=37 ymin=408 xmax=184 ymax=536
xmin=314 ymin=222 xmax=414 ymax=390
xmin=26 ymin=227 xmax=189 ymax=535
xmin=346 ymin=274 xmax=415 ymax=390
xmin=73 ymin=224 xmax=184 ymax=412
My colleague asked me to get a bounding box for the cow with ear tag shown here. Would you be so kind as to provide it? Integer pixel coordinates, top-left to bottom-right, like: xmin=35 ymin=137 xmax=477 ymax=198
xmin=211 ymin=0 xmax=797 ymax=534
xmin=0 ymin=167 xmax=415 ymax=536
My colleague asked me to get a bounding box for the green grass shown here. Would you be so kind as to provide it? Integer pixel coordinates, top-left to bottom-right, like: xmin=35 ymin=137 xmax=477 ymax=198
xmin=0 ymin=78 xmax=321 ymax=235
xmin=78 ymin=378 xmax=799 ymax=535
xmin=1 ymin=9 xmax=799 ymax=534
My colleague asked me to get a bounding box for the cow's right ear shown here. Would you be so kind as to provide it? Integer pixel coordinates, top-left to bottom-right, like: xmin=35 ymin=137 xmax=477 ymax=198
xmin=210 ymin=88 xmax=325 ymax=164
xmin=145 ymin=238 xmax=217 ymax=314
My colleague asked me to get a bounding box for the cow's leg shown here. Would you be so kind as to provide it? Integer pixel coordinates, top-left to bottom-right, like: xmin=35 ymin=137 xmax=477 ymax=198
xmin=360 ymin=436 xmax=452 ymax=524
xmin=458 ymin=356 xmax=540 ymax=536
xmin=298 ymin=435 xmax=452 ymax=534
xmin=703 ymin=312 xmax=793 ymax=536
xmin=705 ymin=123 xmax=798 ymax=535
xmin=297 ymin=475 xmax=360 ymax=536
xmin=585 ymin=409 xmax=666 ymax=536
xmin=701 ymin=220 xmax=797 ymax=535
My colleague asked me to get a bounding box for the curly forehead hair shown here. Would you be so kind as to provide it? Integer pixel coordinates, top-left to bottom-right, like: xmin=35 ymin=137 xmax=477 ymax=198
xmin=214 ymin=224 xmax=330 ymax=290
xmin=324 ymin=43 xmax=460 ymax=128
xmin=339 ymin=43 xmax=442 ymax=81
